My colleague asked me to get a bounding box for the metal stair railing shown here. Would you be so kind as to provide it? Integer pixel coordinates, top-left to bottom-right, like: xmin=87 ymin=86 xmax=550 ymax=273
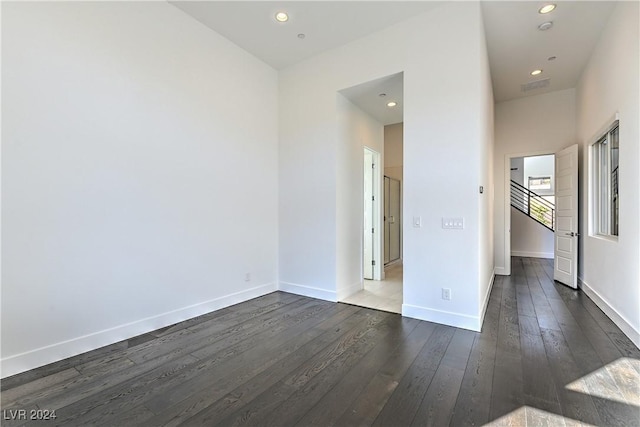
xmin=510 ymin=180 xmax=555 ymax=231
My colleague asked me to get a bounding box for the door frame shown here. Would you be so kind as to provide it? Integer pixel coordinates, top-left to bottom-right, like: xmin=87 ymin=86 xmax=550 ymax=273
xmin=503 ymin=149 xmax=555 ymax=276
xmin=363 ymin=147 xmax=383 ymax=281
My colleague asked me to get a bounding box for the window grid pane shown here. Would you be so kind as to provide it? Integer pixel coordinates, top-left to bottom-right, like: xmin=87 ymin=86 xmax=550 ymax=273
xmin=591 ymin=121 xmax=619 ymax=238
xmin=599 ymin=138 xmax=609 ymax=234
xmin=610 ymin=126 xmax=619 ymax=235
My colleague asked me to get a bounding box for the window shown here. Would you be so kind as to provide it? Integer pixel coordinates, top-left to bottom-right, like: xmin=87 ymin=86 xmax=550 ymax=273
xmin=592 ymin=121 xmax=619 ymax=237
xmin=528 ymin=176 xmax=551 ymax=191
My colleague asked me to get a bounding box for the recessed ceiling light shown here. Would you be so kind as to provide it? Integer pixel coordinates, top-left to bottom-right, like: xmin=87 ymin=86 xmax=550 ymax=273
xmin=387 ymin=101 xmax=397 ymax=107
xmin=538 ymin=4 xmax=556 ymax=14
xmin=297 ymin=33 xmax=305 ymax=39
xmin=275 ymin=12 xmax=288 ymax=22
xmin=531 ymin=69 xmax=543 ymax=76
xmin=548 ymin=56 xmax=557 ymax=61
xmin=538 ymin=21 xmax=553 ymax=31
xmin=379 ymin=93 xmax=387 ymax=97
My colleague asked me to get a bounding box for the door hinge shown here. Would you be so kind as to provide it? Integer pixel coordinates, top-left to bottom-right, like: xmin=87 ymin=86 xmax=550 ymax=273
xmin=372 ymin=163 xmax=376 ymax=169
xmin=372 ymin=228 xmax=375 ymax=234
xmin=372 ymin=260 xmax=376 ymax=266
xmin=372 ymin=196 xmax=375 ymax=201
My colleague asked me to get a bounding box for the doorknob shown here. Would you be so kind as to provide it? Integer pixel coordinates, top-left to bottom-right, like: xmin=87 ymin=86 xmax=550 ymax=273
xmin=565 ymin=232 xmax=580 ymax=237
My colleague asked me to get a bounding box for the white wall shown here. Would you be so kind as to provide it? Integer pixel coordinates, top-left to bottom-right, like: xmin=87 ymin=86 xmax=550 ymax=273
xmin=384 ymin=123 xmax=403 ymax=181
xmin=511 ymin=207 xmax=554 ymax=258
xmin=576 ymin=1 xmax=640 ymax=346
xmin=510 ymin=157 xmax=524 ymax=186
xmin=1 ymin=2 xmax=279 ymax=377
xmin=335 ymin=95 xmax=384 ymax=300
xmin=279 ymin=2 xmax=494 ymax=331
xmin=478 ymin=17 xmax=495 ymax=322
xmin=494 ymin=89 xmax=577 ymax=275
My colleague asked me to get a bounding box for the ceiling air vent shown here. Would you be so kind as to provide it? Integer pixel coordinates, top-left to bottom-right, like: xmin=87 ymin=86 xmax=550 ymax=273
xmin=521 ymin=78 xmax=550 ymax=92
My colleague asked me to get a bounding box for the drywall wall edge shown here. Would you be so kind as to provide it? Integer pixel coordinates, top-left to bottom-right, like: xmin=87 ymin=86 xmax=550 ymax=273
xmin=478 ymin=269 xmax=497 ymax=331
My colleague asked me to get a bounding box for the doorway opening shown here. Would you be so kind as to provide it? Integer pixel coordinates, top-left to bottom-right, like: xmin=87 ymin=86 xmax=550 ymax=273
xmin=509 ymin=153 xmax=555 ymax=260
xmin=504 ymin=145 xmax=579 ymax=288
xmin=344 ymin=135 xmax=403 ymax=313
xmin=338 ymin=73 xmax=404 ymax=313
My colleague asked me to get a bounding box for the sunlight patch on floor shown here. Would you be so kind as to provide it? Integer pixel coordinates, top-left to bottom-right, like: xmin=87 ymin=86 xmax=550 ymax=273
xmin=485 ymin=406 xmax=594 ymax=427
xmin=565 ymin=357 xmax=640 ymax=406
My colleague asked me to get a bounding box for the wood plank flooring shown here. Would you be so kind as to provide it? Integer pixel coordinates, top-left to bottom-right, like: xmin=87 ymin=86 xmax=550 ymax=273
xmin=2 ymin=257 xmax=639 ymax=426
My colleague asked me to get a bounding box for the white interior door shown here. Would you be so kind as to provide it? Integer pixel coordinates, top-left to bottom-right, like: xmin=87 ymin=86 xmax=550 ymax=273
xmin=554 ymin=144 xmax=579 ymax=288
xmin=363 ymin=149 xmax=374 ymax=280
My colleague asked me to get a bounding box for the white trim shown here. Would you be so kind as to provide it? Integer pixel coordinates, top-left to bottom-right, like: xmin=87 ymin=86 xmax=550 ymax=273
xmin=587 ymin=112 xmax=620 ymax=146
xmin=0 ymin=282 xmax=277 ymax=378
xmin=495 ymin=266 xmax=509 ymax=276
xmin=588 ymin=234 xmax=619 ymax=244
xmin=503 ymin=155 xmax=512 ymax=276
xmin=587 ymin=113 xmax=619 ymax=239
xmin=368 ymin=146 xmax=384 ymax=281
xmin=384 ymin=259 xmax=403 ymax=269
xmin=478 ymin=269 xmax=496 ymax=331
xmin=337 ymin=280 xmax=363 ymax=301
xmin=578 ymin=277 xmax=640 ymax=349
xmin=402 ymin=304 xmax=482 ymax=332
xmin=278 ymin=281 xmax=337 ymax=302
xmin=511 ymin=250 xmax=554 ymax=259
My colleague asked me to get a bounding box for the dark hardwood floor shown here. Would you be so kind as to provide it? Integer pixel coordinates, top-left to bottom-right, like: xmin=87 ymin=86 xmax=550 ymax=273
xmin=2 ymin=257 xmax=639 ymax=426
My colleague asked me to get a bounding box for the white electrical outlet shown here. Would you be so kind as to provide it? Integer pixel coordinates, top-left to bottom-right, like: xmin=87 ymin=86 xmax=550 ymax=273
xmin=442 ymin=217 xmax=464 ymax=229
xmin=244 ymin=273 xmax=251 ymax=282
xmin=442 ymin=288 xmax=452 ymax=301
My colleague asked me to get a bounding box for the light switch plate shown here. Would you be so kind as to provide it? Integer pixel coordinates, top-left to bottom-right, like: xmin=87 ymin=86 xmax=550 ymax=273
xmin=413 ymin=216 xmax=421 ymax=228
xmin=442 ymin=217 xmax=464 ymax=229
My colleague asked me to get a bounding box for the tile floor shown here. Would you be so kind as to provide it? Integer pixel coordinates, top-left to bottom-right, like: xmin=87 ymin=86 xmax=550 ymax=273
xmin=341 ymin=262 xmax=402 ymax=313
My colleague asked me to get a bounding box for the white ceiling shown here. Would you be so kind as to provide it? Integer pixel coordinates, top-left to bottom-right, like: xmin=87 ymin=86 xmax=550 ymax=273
xmin=170 ymin=1 xmax=443 ymax=70
xmin=171 ymin=0 xmax=618 ymax=117
xmin=340 ymin=73 xmax=403 ymax=126
xmin=482 ymin=1 xmax=615 ymax=102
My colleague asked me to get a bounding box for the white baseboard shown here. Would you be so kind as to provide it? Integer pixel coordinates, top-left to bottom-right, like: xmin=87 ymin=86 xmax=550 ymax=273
xmin=0 ymin=282 xmax=277 ymax=379
xmin=478 ymin=269 xmax=496 ymax=330
xmin=578 ymin=278 xmax=640 ymax=349
xmin=336 ymin=281 xmax=363 ymax=301
xmin=495 ymin=266 xmax=509 ymax=276
xmin=278 ymin=281 xmax=337 ymax=302
xmin=402 ymin=304 xmax=482 ymax=332
xmin=384 ymin=259 xmax=402 ymax=269
xmin=511 ymin=250 xmax=553 ymax=259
